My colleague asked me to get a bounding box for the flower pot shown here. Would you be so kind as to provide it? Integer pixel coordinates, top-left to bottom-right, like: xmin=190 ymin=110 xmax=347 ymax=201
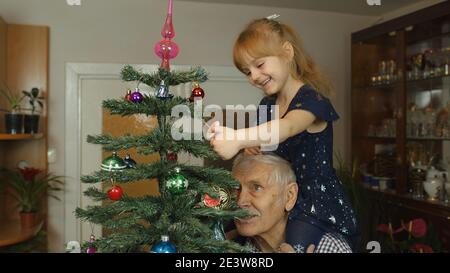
xmin=4 ymin=113 xmax=24 ymax=134
xmin=24 ymin=114 xmax=40 ymax=134
xmin=20 ymin=212 xmax=38 ymax=228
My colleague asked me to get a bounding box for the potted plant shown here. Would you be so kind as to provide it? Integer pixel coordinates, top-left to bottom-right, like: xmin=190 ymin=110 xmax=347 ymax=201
xmin=377 ymin=218 xmax=442 ymax=253
xmin=22 ymin=87 xmax=44 ymax=134
xmin=0 ymin=82 xmax=25 ymax=134
xmin=0 ymin=166 xmax=63 ymax=228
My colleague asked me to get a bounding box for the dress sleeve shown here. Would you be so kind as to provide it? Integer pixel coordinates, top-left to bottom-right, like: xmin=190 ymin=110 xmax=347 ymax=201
xmin=290 ymin=86 xmax=339 ymax=122
xmin=257 ymin=96 xmax=276 ymax=125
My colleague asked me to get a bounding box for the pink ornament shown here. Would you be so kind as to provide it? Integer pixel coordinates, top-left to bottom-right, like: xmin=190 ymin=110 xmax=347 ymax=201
xmin=154 ymin=39 xmax=179 ymax=60
xmin=161 ymin=0 xmax=175 ymax=39
xmin=86 ymin=234 xmax=97 ymax=253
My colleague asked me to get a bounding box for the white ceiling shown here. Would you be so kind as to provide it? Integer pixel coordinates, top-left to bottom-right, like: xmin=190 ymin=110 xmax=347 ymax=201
xmin=176 ymin=0 xmax=426 ymax=16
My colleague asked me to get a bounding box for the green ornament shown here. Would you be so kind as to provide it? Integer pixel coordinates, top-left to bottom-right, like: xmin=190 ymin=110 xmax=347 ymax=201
xmin=101 ymin=152 xmax=127 ymax=172
xmin=166 ymin=167 xmax=188 ymax=195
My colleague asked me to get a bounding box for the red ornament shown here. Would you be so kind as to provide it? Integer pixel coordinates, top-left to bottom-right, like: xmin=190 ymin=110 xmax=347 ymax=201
xmin=167 ymin=153 xmax=177 ymax=162
xmin=203 ymin=193 xmax=220 ymax=208
xmin=108 ymin=185 xmax=123 ymax=201
xmin=124 ymin=89 xmax=132 ymax=102
xmin=189 ymin=83 xmax=205 ymax=102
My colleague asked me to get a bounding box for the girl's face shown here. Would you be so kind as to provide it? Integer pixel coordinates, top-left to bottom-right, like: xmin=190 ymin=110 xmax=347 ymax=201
xmin=240 ymin=54 xmax=291 ymax=96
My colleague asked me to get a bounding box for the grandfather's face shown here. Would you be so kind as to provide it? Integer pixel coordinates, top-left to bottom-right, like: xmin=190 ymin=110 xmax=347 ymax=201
xmin=233 ymin=163 xmax=288 ymax=239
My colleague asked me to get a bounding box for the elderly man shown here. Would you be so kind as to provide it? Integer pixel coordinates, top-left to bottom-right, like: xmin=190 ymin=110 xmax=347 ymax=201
xmin=230 ymin=153 xmax=353 ymax=253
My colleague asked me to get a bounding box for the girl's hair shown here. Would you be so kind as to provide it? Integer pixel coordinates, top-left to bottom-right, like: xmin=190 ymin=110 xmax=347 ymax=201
xmin=233 ymin=18 xmax=334 ymax=99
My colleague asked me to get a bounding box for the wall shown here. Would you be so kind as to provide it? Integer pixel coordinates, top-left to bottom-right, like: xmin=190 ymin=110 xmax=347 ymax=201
xmin=0 ymin=0 xmax=375 ymax=252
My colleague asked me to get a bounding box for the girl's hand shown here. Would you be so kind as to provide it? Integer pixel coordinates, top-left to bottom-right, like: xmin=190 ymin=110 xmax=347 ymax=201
xmin=244 ymin=146 xmax=261 ymax=156
xmin=208 ymin=121 xmax=242 ymax=160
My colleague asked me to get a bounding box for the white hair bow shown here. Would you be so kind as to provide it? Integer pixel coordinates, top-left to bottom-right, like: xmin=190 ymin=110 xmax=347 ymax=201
xmin=266 ymin=14 xmax=280 ymax=20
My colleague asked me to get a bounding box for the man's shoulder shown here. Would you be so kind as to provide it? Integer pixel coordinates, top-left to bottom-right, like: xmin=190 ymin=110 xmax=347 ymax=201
xmin=315 ymin=232 xmax=353 ymax=253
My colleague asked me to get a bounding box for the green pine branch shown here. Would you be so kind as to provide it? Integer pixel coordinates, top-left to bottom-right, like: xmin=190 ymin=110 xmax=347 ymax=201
xmin=103 ymin=95 xmax=191 ymax=117
xmin=87 ymin=132 xmax=218 ymax=159
xmin=193 ymin=207 xmax=251 ymax=220
xmin=121 ymin=65 xmax=208 ymax=88
xmin=80 ymin=162 xmax=166 ymax=183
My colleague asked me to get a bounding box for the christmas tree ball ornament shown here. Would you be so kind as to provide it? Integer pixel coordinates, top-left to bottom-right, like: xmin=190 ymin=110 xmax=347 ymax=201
xmin=150 ymin=235 xmax=176 ymax=253
xmin=130 ymin=88 xmax=144 ymax=103
xmin=124 ymin=89 xmax=132 ymax=102
xmin=154 ymin=39 xmax=179 ymax=60
xmin=155 ymin=80 xmax=174 ymax=100
xmin=202 ymin=186 xmax=229 ymax=209
xmin=86 ymin=234 xmax=97 ymax=253
xmin=124 ymin=154 xmax=137 ymax=169
xmin=165 ymin=167 xmax=188 ymax=195
xmin=167 ymin=152 xmax=177 ymax=162
xmin=189 ymin=82 xmax=205 ymax=102
xmin=108 ymin=184 xmax=123 ymax=201
xmin=101 ymin=152 xmax=127 ymax=172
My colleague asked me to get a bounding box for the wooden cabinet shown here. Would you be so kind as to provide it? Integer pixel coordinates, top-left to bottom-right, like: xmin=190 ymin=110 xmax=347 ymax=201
xmin=0 ymin=17 xmax=49 ymax=249
xmin=351 ymin=2 xmax=450 ymax=252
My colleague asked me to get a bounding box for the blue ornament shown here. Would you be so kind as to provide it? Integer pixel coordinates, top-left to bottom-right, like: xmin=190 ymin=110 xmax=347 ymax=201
xmin=150 ymin=235 xmax=176 ymax=253
xmin=123 ymin=154 xmax=137 ymax=169
xmin=155 ymin=80 xmax=174 ymax=100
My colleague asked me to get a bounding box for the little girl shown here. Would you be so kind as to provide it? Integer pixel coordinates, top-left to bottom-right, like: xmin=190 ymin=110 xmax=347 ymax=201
xmin=209 ymin=17 xmax=359 ymax=251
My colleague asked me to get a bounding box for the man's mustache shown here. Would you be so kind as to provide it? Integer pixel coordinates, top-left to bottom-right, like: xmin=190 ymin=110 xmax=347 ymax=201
xmin=235 ymin=209 xmax=260 ymax=220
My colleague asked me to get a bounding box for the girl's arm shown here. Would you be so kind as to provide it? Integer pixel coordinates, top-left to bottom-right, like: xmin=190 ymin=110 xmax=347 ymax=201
xmin=209 ymin=109 xmax=316 ymax=159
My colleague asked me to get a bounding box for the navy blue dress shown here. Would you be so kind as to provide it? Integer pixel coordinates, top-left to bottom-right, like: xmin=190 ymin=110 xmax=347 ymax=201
xmin=257 ymin=84 xmax=359 ymax=251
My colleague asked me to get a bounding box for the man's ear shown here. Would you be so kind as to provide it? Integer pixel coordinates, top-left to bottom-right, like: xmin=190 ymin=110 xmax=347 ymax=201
xmin=282 ymin=41 xmax=294 ymax=61
xmin=285 ymin=182 xmax=298 ymax=212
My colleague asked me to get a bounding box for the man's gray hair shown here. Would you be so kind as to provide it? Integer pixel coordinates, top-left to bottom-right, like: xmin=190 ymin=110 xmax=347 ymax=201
xmin=232 ymin=152 xmax=296 ymax=188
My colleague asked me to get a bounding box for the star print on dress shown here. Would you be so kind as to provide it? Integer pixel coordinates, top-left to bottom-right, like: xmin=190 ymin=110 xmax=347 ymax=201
xmin=293 ymin=244 xmax=305 ymax=253
xmin=311 ymin=204 xmax=316 ymax=214
xmin=321 ymin=185 xmax=326 ymax=192
xmin=329 ymin=215 xmax=336 ymax=224
xmin=339 ymin=199 xmax=344 ymax=205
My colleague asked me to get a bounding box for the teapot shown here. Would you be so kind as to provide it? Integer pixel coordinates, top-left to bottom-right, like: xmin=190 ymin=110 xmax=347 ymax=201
xmin=426 ymin=166 xmax=442 ymax=181
xmin=423 ymin=172 xmax=444 ymax=201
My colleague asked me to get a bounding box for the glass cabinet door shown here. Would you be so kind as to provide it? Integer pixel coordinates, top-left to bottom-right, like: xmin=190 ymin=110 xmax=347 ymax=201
xmin=405 ymin=14 xmax=450 ymax=202
xmin=352 ymin=30 xmax=404 ymax=193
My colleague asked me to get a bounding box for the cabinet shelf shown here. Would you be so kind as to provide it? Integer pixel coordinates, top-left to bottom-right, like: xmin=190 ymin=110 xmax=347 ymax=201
xmin=356 ymin=135 xmax=396 ymax=141
xmin=0 ymin=133 xmax=44 ymax=141
xmin=407 ymin=136 xmax=450 ymax=141
xmin=406 ymin=74 xmax=450 ymax=88
xmin=353 ymin=83 xmax=399 ymax=90
xmin=365 ymin=186 xmax=450 ymax=214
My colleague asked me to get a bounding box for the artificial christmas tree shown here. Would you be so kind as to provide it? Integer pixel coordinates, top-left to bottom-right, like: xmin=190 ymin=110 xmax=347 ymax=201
xmin=75 ymin=0 xmax=248 ymax=253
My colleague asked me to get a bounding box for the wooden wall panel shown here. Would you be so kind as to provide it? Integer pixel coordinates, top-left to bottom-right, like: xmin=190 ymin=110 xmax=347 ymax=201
xmin=1 ymin=24 xmax=49 ymax=221
xmin=4 ymin=24 xmax=48 ymax=171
